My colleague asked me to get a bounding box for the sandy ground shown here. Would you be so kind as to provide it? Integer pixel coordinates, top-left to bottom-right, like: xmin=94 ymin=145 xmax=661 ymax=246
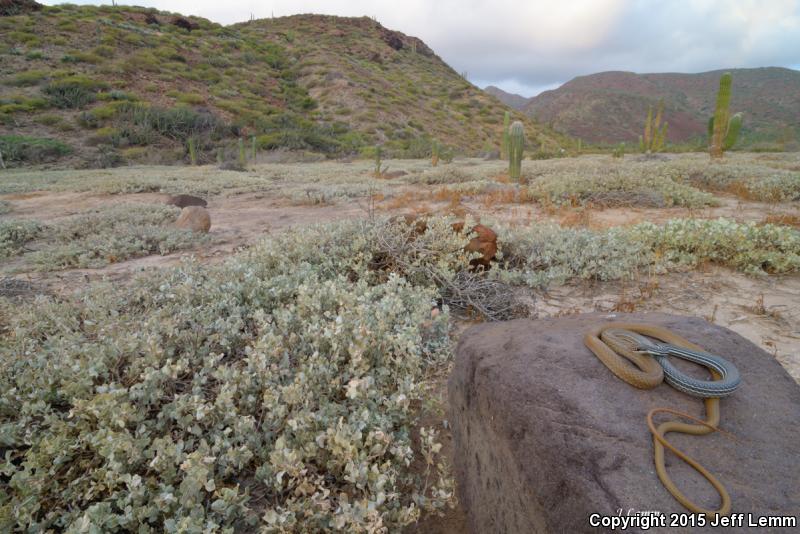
xmin=2 ymin=167 xmax=799 ymax=532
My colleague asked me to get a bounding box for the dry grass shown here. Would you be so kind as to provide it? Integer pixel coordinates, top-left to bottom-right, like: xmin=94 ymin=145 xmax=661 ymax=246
xmin=762 ymin=213 xmax=800 ymax=228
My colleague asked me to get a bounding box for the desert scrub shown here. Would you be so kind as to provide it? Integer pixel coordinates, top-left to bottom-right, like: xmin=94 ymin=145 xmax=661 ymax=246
xmin=634 ymin=218 xmax=800 ymax=274
xmin=526 ymin=169 xmax=717 ymax=208
xmin=0 ymin=218 xmax=466 ymax=532
xmin=0 ymin=219 xmax=44 ymax=258
xmin=667 ymin=160 xmax=800 ymax=202
xmin=0 ymin=200 xmax=11 ymax=215
xmin=404 ymin=165 xmax=493 ymax=185
xmin=3 ymin=204 xmax=204 ymax=271
xmin=0 ymin=135 xmax=72 ymax=165
xmin=495 ymin=217 xmax=800 ymax=287
xmin=497 ymin=223 xmax=649 ymax=287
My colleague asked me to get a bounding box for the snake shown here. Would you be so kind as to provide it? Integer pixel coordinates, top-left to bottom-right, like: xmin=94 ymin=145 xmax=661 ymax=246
xmin=584 ymin=322 xmax=741 ymax=517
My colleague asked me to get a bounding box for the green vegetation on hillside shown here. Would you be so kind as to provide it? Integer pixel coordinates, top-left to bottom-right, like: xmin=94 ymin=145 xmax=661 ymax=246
xmin=0 ymin=5 xmax=562 ymax=168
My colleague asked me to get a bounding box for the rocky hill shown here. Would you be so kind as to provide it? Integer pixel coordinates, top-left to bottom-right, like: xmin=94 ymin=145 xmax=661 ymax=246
xmin=0 ymin=4 xmax=561 ymax=168
xmin=523 ymin=67 xmax=800 ymax=149
xmin=484 ymin=85 xmax=528 ymax=110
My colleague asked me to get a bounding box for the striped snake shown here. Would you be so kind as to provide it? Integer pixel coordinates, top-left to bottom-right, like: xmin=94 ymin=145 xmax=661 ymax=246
xmin=584 ymin=322 xmax=741 ymax=517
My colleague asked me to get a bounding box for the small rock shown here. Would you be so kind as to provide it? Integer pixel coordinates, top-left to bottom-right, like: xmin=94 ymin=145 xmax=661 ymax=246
xmin=166 ymin=194 xmax=207 ymax=208
xmin=175 ymin=206 xmax=211 ymax=233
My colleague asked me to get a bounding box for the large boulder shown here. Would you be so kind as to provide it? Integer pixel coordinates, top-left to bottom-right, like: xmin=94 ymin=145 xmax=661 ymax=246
xmin=175 ymin=206 xmax=211 ymax=233
xmin=449 ymin=312 xmax=800 ymax=533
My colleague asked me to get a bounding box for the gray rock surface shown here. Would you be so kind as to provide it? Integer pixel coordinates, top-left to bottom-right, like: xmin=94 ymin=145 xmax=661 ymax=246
xmin=448 ymin=312 xmax=800 ymax=533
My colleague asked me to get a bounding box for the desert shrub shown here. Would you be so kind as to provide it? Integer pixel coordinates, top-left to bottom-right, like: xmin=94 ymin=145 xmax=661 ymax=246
xmin=405 ymin=167 xmax=481 ymax=185
xmin=0 ymin=219 xmax=44 ymax=257
xmin=0 ymin=200 xmax=11 ymax=215
xmin=634 ymin=218 xmax=800 ymax=274
xmin=5 ymin=204 xmax=203 ymax=271
xmin=254 ymin=114 xmax=361 ymax=154
xmin=495 ymin=217 xmax=800 ymax=287
xmin=0 ymin=94 xmax=49 ymax=115
xmin=498 ymin=224 xmax=648 ymax=287
xmin=0 ymin=135 xmax=72 ymax=164
xmin=5 ymin=69 xmax=48 ymax=87
xmin=42 ymin=76 xmax=108 ymax=109
xmin=0 ymin=218 xmax=462 ymax=531
xmin=526 ymin=169 xmax=717 ymax=208
xmin=668 ymin=160 xmax=800 ymax=202
xmin=115 ymin=103 xmax=230 ymax=142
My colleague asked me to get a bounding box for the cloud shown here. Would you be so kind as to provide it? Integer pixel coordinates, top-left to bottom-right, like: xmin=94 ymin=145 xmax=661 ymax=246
xmin=43 ymin=1 xmax=800 ymax=96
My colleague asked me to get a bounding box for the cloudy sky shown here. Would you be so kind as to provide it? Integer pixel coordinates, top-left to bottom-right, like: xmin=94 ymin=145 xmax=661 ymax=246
xmin=44 ymin=1 xmax=800 ymax=96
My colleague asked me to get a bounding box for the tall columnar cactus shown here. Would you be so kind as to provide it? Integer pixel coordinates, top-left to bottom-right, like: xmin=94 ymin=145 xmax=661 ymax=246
xmin=639 ymin=100 xmax=668 ymax=153
xmin=238 ymin=138 xmax=246 ymax=167
xmin=508 ymin=120 xmax=525 ymax=184
xmin=709 ymin=72 xmax=742 ymax=158
xmin=431 ymin=139 xmax=440 ymax=167
xmin=501 ymin=111 xmax=510 ymax=160
xmin=187 ymin=137 xmax=197 ymax=165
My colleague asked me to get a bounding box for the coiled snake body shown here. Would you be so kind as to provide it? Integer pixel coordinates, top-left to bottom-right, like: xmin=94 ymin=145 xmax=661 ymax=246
xmin=584 ymin=322 xmax=741 ymax=517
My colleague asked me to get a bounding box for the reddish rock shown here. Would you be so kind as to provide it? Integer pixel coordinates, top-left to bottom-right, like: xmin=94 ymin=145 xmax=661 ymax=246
xmin=455 ymin=223 xmax=497 ymax=271
xmin=175 ymin=206 xmax=210 ymax=233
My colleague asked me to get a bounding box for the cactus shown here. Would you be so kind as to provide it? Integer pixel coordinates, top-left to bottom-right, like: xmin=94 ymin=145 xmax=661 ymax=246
xmin=709 ymin=111 xmax=743 ymax=154
xmin=640 ymin=100 xmax=668 ymax=153
xmin=508 ymin=120 xmax=525 ymax=184
xmin=251 ymin=136 xmax=257 ymax=161
xmin=431 ymin=139 xmax=440 ymax=167
xmin=238 ymin=138 xmax=246 ymax=167
xmin=612 ymin=142 xmax=625 ymax=159
xmin=709 ymin=73 xmax=743 ymax=158
xmin=216 ymin=147 xmax=223 ymax=165
xmin=373 ymin=145 xmax=387 ymax=176
xmin=501 ymin=111 xmax=510 ymax=160
xmin=187 ymin=137 xmax=197 ymax=165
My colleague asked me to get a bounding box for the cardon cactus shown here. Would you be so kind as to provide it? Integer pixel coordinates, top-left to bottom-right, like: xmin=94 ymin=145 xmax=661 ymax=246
xmin=709 ymin=111 xmax=743 ymax=153
xmin=639 ymin=99 xmax=668 ymax=153
xmin=709 ymin=72 xmax=742 ymax=158
xmin=508 ymin=120 xmax=525 ymax=184
xmin=501 ymin=111 xmax=510 ymax=160
xmin=431 ymin=139 xmax=440 ymax=167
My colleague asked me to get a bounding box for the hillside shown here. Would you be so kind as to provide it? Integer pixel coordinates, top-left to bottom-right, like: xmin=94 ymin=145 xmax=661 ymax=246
xmin=0 ymin=4 xmax=561 ymax=168
xmin=485 ymin=85 xmax=528 ymax=110
xmin=524 ymin=67 xmax=800 ymax=149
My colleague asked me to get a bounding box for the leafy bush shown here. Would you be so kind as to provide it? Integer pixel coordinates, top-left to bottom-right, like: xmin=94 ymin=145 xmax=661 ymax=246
xmin=2 ymin=204 xmax=204 ymax=271
xmin=116 ymin=103 xmax=230 ymax=142
xmin=496 ymin=217 xmax=800 ymax=287
xmin=526 ymin=168 xmax=717 ymax=208
xmin=634 ymin=218 xmax=800 ymax=274
xmin=42 ymin=76 xmax=108 ymax=109
xmin=0 ymin=218 xmax=463 ymax=531
xmin=5 ymin=69 xmax=48 ymax=87
xmin=0 ymin=135 xmax=72 ymax=164
xmin=0 ymin=219 xmax=44 ymax=258
xmin=498 ymin=224 xmax=648 ymax=287
xmin=666 ymin=159 xmax=800 ymax=202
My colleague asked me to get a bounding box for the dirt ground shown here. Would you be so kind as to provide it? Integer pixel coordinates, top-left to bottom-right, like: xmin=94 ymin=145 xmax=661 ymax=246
xmin=2 ymin=163 xmax=799 ymax=532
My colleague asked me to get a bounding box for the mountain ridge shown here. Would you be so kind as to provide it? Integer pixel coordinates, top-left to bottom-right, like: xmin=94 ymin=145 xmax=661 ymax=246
xmin=523 ymin=67 xmax=800 ymax=149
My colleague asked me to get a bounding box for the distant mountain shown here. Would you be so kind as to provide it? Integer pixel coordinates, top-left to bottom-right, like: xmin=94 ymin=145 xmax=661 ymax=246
xmin=485 ymin=86 xmax=528 ymax=110
xmin=524 ymin=67 xmax=800 ymax=149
